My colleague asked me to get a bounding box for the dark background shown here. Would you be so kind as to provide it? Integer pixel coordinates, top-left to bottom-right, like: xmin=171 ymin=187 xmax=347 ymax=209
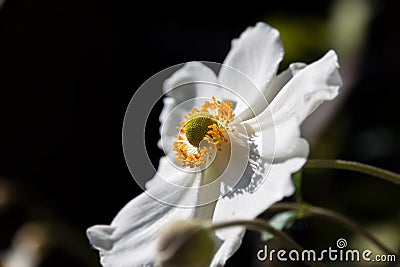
xmin=0 ymin=0 xmax=399 ymax=266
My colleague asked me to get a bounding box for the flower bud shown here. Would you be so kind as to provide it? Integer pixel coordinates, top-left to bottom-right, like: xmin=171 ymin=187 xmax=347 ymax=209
xmin=156 ymin=220 xmax=215 ymax=267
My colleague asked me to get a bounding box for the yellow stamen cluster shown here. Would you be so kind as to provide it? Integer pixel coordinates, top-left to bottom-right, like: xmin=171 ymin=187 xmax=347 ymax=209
xmin=173 ymin=96 xmax=235 ymax=168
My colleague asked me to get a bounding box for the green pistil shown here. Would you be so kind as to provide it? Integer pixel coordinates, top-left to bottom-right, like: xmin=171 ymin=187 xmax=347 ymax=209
xmin=184 ymin=112 xmax=216 ymax=147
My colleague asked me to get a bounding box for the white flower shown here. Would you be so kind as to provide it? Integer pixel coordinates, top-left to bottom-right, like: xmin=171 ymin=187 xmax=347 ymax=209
xmin=87 ymin=22 xmax=342 ymax=267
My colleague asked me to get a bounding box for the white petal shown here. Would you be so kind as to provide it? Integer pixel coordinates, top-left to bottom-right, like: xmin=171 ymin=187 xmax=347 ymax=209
xmin=157 ymin=97 xmax=179 ymax=153
xmin=148 ymin=158 xmax=222 ymax=221
xmin=213 ymin=156 xmax=306 ymax=242
xmin=87 ymin=163 xmax=201 ymax=267
xmin=159 ymin=97 xmax=177 ymax=128
xmin=212 ymin=118 xmax=308 ymax=257
xmin=264 ymin=62 xmax=307 ymax=104
xmin=218 ymin=22 xmax=284 ymax=119
xmin=162 ymin=62 xmax=218 ymax=105
xmin=193 ymin=164 xmax=221 ymax=220
xmin=244 ymin=117 xmax=309 ymax=161
xmin=87 ymin=225 xmax=115 ymax=251
xmin=159 ymin=62 xmax=218 ymax=152
xmin=214 ymin=124 xmax=250 ymax=191
xmin=210 ymin=230 xmax=246 ymax=267
xmin=145 ymin=157 xmax=181 ymax=189
xmin=269 ymin=50 xmax=342 ymax=126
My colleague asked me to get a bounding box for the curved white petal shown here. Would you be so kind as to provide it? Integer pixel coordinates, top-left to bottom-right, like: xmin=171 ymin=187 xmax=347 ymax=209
xmin=159 ymin=62 xmax=218 ymax=152
xmin=264 ymin=62 xmax=307 ymax=104
xmin=270 ymin=50 xmax=342 ymax=126
xmin=214 ymin=124 xmax=250 ymax=191
xmin=212 ymin=118 xmax=309 ymax=249
xmin=230 ymin=63 xmax=306 ymax=125
xmin=193 ymin=164 xmax=221 ymax=220
xmin=244 ymin=117 xmax=309 ymax=161
xmin=213 ymin=156 xmax=307 ymax=242
xmin=218 ymin=22 xmax=284 ymax=119
xmin=162 ymin=62 xmax=218 ymax=106
xmin=210 ymin=230 xmax=246 ymax=267
xmin=145 ymin=157 xmax=180 ymax=189
xmin=87 ymin=162 xmax=201 ymax=267
xmin=157 ymin=97 xmax=180 ymax=154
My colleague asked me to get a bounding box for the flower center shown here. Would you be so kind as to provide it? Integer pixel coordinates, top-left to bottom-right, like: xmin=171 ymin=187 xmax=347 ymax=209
xmin=173 ymin=97 xmax=235 ymax=168
xmin=184 ymin=112 xmax=216 ymax=147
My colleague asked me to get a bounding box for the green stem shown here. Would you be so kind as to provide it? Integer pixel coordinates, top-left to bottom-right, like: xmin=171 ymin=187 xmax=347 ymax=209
xmin=304 ymin=159 xmax=400 ymax=185
xmin=209 ymin=219 xmax=325 ymax=267
xmin=269 ymin=202 xmax=398 ymax=256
